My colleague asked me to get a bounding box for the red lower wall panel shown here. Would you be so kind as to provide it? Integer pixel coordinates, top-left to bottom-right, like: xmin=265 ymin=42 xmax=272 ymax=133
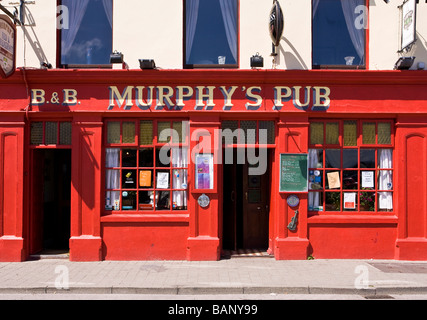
xmin=102 ymin=223 xmax=188 ymax=261
xmin=308 ymin=225 xmax=397 ymax=259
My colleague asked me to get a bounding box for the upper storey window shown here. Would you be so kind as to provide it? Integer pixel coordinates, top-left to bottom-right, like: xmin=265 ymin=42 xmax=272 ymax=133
xmin=312 ymin=0 xmax=367 ymax=69
xmin=59 ymin=0 xmax=113 ymax=68
xmin=184 ymin=0 xmax=239 ymax=68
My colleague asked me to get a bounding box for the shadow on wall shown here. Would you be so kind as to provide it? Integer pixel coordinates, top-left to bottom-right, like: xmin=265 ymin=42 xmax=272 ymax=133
xmin=410 ymin=33 xmax=427 ymax=70
xmin=275 ymin=36 xmax=308 ymax=70
xmin=19 ymin=5 xmax=52 ymax=68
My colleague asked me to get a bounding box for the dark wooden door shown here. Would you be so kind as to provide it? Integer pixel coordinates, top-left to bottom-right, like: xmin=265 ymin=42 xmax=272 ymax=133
xmin=223 ymin=159 xmax=238 ymax=250
xmin=30 ymin=150 xmax=44 ymax=254
xmin=242 ymin=162 xmax=269 ymax=249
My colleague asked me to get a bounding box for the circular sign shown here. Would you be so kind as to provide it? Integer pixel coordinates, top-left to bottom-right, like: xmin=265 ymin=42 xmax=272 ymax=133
xmin=198 ymin=194 xmax=210 ymax=208
xmin=287 ymin=195 xmax=300 ymax=207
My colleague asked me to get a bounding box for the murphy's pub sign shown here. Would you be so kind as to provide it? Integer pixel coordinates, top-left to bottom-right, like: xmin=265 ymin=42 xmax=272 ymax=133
xmin=30 ymin=85 xmax=332 ymax=112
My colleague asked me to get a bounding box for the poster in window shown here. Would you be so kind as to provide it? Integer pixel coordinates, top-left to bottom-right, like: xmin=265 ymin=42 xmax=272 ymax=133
xmin=344 ymin=192 xmax=356 ymax=209
xmin=139 ymin=170 xmax=152 ymax=187
xmin=361 ymin=171 xmax=374 ymax=188
xmin=327 ymin=171 xmax=341 ymax=189
xmin=195 ymin=154 xmax=214 ymax=189
xmin=156 ymin=172 xmax=169 ymax=189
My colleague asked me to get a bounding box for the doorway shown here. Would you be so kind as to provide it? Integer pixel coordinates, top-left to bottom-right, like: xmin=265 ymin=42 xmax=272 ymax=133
xmin=30 ymin=149 xmax=71 ymax=255
xmin=223 ymin=149 xmax=271 ymax=252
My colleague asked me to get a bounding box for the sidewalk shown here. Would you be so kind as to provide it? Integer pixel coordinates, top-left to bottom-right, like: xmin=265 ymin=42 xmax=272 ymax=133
xmin=1 ymin=257 xmax=427 ymax=296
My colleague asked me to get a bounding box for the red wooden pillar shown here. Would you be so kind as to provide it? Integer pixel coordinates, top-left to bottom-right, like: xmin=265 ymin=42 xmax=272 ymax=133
xmin=273 ymin=115 xmax=310 ymax=260
xmin=0 ymin=116 xmax=25 ymax=262
xmin=69 ymin=115 xmax=103 ymax=261
xmin=395 ymin=116 xmax=427 ymax=260
xmin=187 ymin=116 xmax=221 ymax=261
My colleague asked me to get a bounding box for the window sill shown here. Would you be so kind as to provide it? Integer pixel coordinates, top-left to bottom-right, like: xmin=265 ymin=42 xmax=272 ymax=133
xmin=312 ymin=65 xmax=366 ymax=70
xmin=308 ymin=213 xmax=398 ymax=225
xmin=101 ymin=212 xmax=189 ymax=223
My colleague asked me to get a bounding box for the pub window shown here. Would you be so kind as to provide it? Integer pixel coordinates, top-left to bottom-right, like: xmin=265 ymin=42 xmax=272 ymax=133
xmin=104 ymin=120 xmax=189 ymax=213
xmin=308 ymin=120 xmax=394 ymax=213
xmin=59 ymin=0 xmax=113 ymax=68
xmin=312 ymin=0 xmax=367 ymax=69
xmin=30 ymin=121 xmax=72 ymax=146
xmin=184 ymin=0 xmax=239 ymax=68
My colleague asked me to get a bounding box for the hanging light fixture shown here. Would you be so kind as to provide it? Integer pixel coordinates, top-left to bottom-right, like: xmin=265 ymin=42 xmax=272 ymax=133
xmin=269 ymin=0 xmax=284 ymax=56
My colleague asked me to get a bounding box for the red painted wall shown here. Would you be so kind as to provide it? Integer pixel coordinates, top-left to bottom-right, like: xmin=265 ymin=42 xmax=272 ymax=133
xmin=0 ymin=69 xmax=427 ymax=261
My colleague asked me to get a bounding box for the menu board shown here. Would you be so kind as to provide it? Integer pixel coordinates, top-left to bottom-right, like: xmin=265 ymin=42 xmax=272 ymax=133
xmin=279 ymin=154 xmax=308 ymax=192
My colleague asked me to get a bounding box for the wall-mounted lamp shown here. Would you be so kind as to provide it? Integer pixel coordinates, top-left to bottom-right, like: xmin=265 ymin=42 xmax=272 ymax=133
xmin=139 ymin=59 xmax=156 ymax=70
xmin=394 ymin=56 xmax=415 ymax=70
xmin=250 ymin=53 xmax=264 ymax=68
xmin=110 ymin=51 xmax=124 ymax=64
xmin=110 ymin=51 xmax=129 ymax=70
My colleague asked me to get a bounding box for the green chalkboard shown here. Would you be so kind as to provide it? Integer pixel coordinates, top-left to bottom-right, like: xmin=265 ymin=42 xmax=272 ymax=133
xmin=279 ymin=153 xmax=308 ymax=192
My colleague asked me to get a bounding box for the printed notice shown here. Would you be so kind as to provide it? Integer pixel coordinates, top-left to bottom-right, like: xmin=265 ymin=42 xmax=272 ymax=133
xmin=156 ymin=172 xmax=169 ymax=189
xmin=362 ymin=171 xmax=374 ymax=188
xmin=327 ymin=171 xmax=341 ymax=189
xmin=344 ymin=192 xmax=356 ymax=209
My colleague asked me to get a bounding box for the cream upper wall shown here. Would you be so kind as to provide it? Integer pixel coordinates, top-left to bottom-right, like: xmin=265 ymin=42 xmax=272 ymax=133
xmin=6 ymin=0 xmax=427 ymax=71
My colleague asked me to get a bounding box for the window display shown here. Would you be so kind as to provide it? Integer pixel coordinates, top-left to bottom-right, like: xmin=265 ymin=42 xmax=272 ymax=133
xmin=309 ymin=120 xmax=394 ymax=213
xmin=104 ymin=120 xmax=188 ymax=212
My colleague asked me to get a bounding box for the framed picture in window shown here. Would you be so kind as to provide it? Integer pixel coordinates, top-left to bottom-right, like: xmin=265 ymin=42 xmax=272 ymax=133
xmin=195 ymin=154 xmax=214 ymax=190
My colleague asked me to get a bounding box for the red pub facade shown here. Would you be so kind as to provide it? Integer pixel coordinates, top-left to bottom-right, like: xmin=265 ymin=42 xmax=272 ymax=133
xmin=0 ymin=68 xmax=427 ymax=262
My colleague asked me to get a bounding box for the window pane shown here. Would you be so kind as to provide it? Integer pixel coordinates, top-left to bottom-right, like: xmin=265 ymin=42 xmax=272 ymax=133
xmin=156 ymin=191 xmax=170 ymax=210
xmin=360 ymin=149 xmax=375 ymax=168
xmin=173 ymin=191 xmax=187 ymax=210
xmin=343 ymin=171 xmax=358 ymax=190
xmin=140 ymin=120 xmax=153 ymax=145
xmin=122 ymin=122 xmax=135 ymax=144
xmin=122 ymin=169 xmax=137 ymax=188
xmin=45 ymin=122 xmax=58 ymax=145
xmin=59 ymin=122 xmax=72 ymax=145
xmin=185 ymin=0 xmax=238 ymax=66
xmin=325 ymin=192 xmax=340 ymax=211
xmin=360 ymin=192 xmax=375 ymax=211
xmin=343 ymin=149 xmax=358 ymax=168
xmin=362 ymin=122 xmax=376 ymax=144
xmin=106 ymin=148 xmax=120 ymax=167
xmin=326 ymin=122 xmax=339 ymax=145
xmin=343 ymin=120 xmax=357 ymax=146
xmin=107 ymin=122 xmax=120 ymax=144
xmin=122 ymin=191 xmax=136 ymax=210
xmin=61 ymin=0 xmax=112 ymax=65
xmin=122 ymin=149 xmax=137 ymax=167
xmin=31 ymin=122 xmax=43 ymax=145
xmin=313 ymin=0 xmax=365 ymax=67
xmin=240 ymin=121 xmax=257 ymax=144
xmin=309 ymin=149 xmax=323 ymax=169
xmin=310 ymin=122 xmax=324 ymax=145
xmin=325 ymin=149 xmax=341 ymax=168
xmin=172 ymin=169 xmax=188 ymax=189
xmin=139 ymin=191 xmax=154 ymax=210
xmin=378 ymin=123 xmax=391 ymax=145
xmin=309 ymin=192 xmax=323 ymax=211
xmin=222 ymin=120 xmax=238 ymax=144
xmin=139 ymin=148 xmax=154 ymax=167
xmin=259 ymin=121 xmax=275 ymax=144
xmin=157 ymin=122 xmax=170 ymax=143
xmin=173 ymin=121 xmax=185 ymax=143
xmin=156 ymin=148 xmax=171 ymax=167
